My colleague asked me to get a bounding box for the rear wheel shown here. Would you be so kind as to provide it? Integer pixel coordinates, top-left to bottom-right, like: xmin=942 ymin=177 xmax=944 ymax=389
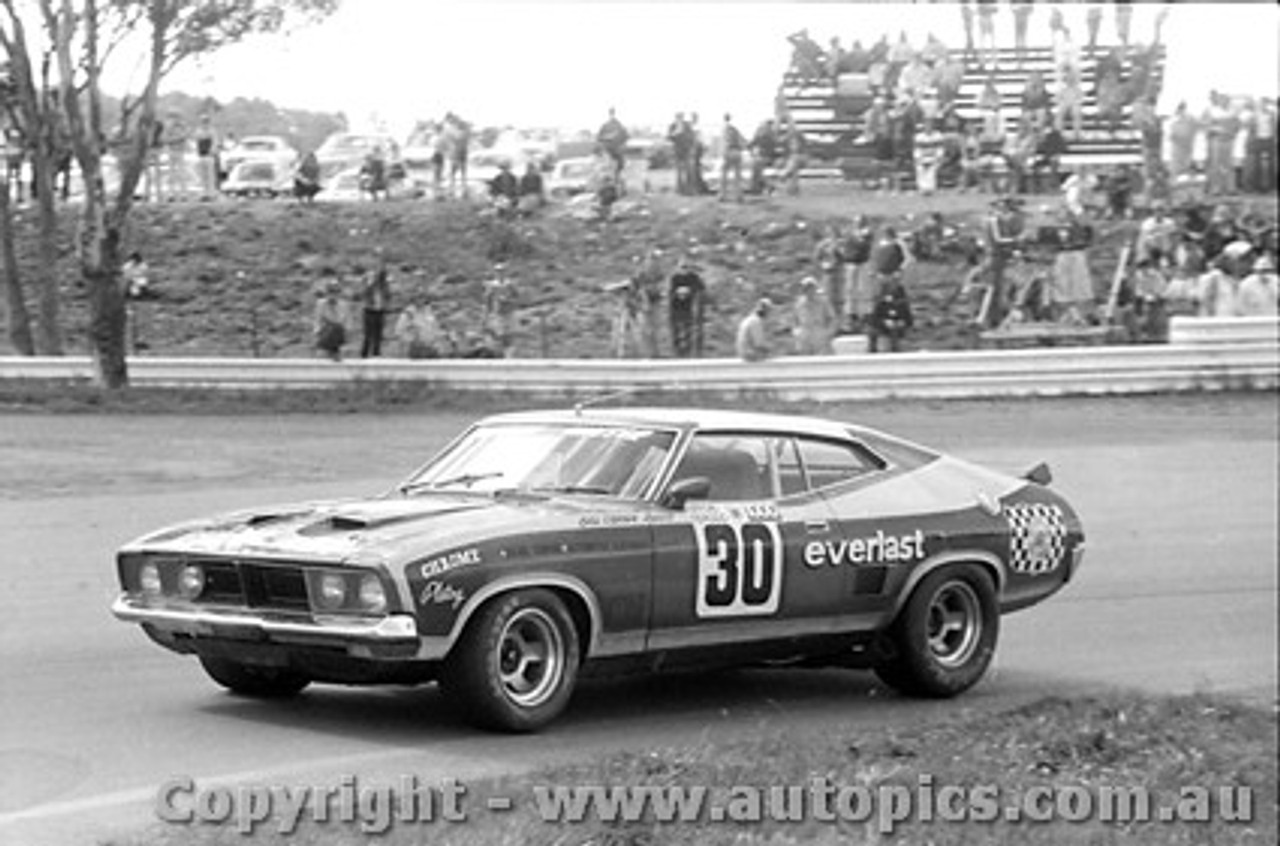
xmin=199 ymin=656 xmax=311 ymax=698
xmin=874 ymin=564 xmax=998 ymax=697
xmin=440 ymin=589 xmax=580 ymax=732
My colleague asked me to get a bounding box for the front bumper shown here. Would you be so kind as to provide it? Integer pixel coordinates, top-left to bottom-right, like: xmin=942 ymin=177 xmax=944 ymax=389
xmin=111 ymin=595 xmax=420 ymax=658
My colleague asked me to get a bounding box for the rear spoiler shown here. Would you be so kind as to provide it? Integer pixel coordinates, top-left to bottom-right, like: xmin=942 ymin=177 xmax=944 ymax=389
xmin=1022 ymin=462 xmax=1053 ymax=486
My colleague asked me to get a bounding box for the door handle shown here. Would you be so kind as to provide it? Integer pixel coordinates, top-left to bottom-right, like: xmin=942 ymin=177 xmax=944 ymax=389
xmin=805 ymin=520 xmax=830 ymax=533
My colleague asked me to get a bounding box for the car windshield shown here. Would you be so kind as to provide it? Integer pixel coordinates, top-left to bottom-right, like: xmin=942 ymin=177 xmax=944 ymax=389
xmin=242 ymin=140 xmax=277 ymax=151
xmin=402 ymin=423 xmax=677 ymax=500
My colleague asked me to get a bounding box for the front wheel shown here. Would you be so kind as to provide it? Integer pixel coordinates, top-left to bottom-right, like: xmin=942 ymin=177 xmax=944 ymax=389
xmin=440 ymin=589 xmax=580 ymax=732
xmin=199 ymin=655 xmax=311 ymax=698
xmin=874 ymin=564 xmax=998 ymax=698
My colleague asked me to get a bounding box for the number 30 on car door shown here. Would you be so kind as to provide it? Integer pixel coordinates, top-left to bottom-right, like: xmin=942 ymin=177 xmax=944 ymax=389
xmin=694 ymin=521 xmax=784 ymax=617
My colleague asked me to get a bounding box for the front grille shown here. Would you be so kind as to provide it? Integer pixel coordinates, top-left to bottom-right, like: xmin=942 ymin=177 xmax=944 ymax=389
xmin=178 ymin=558 xmax=309 ymax=612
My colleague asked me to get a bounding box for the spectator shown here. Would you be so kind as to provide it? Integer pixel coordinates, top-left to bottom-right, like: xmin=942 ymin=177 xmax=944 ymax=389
xmin=720 ymin=113 xmax=746 ymax=203
xmin=792 ymin=277 xmax=837 ymax=355
xmin=294 ymin=151 xmax=321 ymax=203
xmin=976 ymin=0 xmax=998 ymax=68
xmin=983 ymin=196 xmax=1027 ymax=327
xmin=486 ymin=160 xmax=520 ymax=216
xmin=606 ymin=279 xmax=640 ymax=358
xmin=517 ymin=161 xmax=545 ymax=215
xmin=1055 ymin=64 xmax=1084 ymax=141
xmin=361 ymin=146 xmax=389 ymax=201
xmin=122 ymin=251 xmax=152 ymax=300
xmin=1204 ymin=92 xmax=1238 ymax=197
xmin=360 ymin=263 xmax=392 ymax=358
xmin=1086 ymin=4 xmax=1103 ymax=52
xmin=122 ymin=251 xmax=152 ymax=353
xmin=483 ymin=262 xmax=518 ymax=357
xmin=313 ymin=276 xmax=349 ymax=361
xmin=1127 ymin=257 xmax=1169 ymax=340
xmin=688 ymin=113 xmax=711 ymax=195
xmin=394 ymin=299 xmax=444 ymax=359
xmin=631 ymin=249 xmax=665 ymax=358
xmin=1012 ymin=0 xmax=1034 ymax=65
xmin=1113 ymin=0 xmax=1133 ymax=49
xmin=814 ymin=223 xmax=846 ymax=319
xmin=668 ymin=254 xmax=706 ymax=357
xmin=1132 ymin=95 xmax=1165 ymax=202
xmin=667 ymin=112 xmax=693 ymax=195
xmin=960 ymin=125 xmax=985 ymax=192
xmin=1246 ymin=98 xmax=1277 ymax=194
xmin=870 ymin=224 xmax=913 ymax=293
xmin=1050 ymin=209 xmax=1095 ymax=324
xmin=1197 ymin=255 xmax=1239 ymax=317
xmin=194 ymin=112 xmax=218 ymax=200
xmin=978 ymin=76 xmax=1004 ymax=145
xmin=1137 ymin=200 xmax=1179 ymax=268
xmin=1167 ymin=102 xmax=1199 ymax=184
xmin=736 ymin=298 xmax=775 ymax=362
xmin=842 ymin=215 xmax=876 ymax=332
xmin=959 ymin=0 xmax=976 ymax=58
xmin=1236 ymin=255 xmax=1278 ymax=316
xmin=781 ymin=118 xmax=807 ymax=197
xmin=787 ymin=29 xmax=826 ymax=82
xmin=914 ymin=119 xmax=945 ymax=196
xmin=748 ymin=118 xmax=780 ymax=195
xmin=1103 ymin=165 xmax=1136 ymax=220
xmin=869 ymin=275 xmax=913 ymax=353
xmin=596 ymin=107 xmax=629 ymax=184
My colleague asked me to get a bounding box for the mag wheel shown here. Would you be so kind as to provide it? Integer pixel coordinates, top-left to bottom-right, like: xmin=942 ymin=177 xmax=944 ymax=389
xmin=874 ymin=564 xmax=998 ymax=698
xmin=198 ymin=656 xmax=310 ymax=698
xmin=441 ymin=589 xmax=580 ymax=732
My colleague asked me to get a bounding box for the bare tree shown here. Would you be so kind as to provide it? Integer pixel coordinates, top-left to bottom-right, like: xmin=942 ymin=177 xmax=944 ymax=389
xmin=3 ymin=0 xmax=338 ymax=385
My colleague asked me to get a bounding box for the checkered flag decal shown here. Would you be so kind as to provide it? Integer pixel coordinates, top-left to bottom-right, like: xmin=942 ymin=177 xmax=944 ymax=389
xmin=1005 ymin=503 xmax=1067 ymax=575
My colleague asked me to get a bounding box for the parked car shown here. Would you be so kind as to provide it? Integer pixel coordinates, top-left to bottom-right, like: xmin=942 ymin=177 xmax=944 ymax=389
xmin=314 ymin=132 xmax=404 ymax=182
xmin=221 ymin=135 xmax=298 ymax=175
xmin=319 ymin=165 xmax=417 ymax=201
xmin=546 ymin=156 xmax=599 ymax=197
xmin=110 ymin=407 xmax=1085 ymax=732
xmin=221 ymin=159 xmax=293 ymax=198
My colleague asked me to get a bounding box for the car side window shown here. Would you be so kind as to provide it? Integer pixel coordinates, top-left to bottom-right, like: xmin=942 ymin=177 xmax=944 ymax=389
xmin=795 ymin=437 xmax=884 ymax=491
xmin=773 ymin=437 xmax=806 ymax=497
xmin=671 ymin=435 xmax=774 ymax=501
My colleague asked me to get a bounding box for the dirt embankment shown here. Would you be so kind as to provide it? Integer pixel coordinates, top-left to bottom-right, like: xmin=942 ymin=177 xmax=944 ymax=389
xmin=1 ymin=187 xmax=1157 ymax=359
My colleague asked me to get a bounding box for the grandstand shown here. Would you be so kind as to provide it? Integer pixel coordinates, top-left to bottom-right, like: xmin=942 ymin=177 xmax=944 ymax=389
xmin=779 ymin=41 xmax=1166 ymax=184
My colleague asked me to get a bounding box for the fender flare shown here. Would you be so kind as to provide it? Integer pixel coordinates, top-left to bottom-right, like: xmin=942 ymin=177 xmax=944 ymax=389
xmin=440 ymin=572 xmax=604 ymax=659
xmin=889 ymin=550 xmax=1006 ymax=619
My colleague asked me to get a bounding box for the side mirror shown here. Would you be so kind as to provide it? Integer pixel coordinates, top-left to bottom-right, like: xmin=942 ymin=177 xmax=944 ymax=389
xmin=1021 ymin=461 xmax=1053 ymax=486
xmin=661 ymin=477 xmax=711 ymax=510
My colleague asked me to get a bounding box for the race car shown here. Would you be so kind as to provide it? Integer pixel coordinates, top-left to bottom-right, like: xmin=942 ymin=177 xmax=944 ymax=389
xmin=111 ymin=407 xmax=1085 ymax=732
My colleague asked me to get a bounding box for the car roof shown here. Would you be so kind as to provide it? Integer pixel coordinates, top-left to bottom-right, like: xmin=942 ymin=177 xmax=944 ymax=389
xmin=478 ymin=406 xmax=875 ymax=440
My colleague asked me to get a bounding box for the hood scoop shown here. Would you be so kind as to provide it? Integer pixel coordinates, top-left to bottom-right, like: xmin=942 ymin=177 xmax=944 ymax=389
xmin=296 ymin=498 xmax=487 ymax=535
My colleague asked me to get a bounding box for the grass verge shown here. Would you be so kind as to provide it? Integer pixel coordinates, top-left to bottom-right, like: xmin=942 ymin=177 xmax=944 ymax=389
xmin=110 ymin=690 xmax=1277 ymax=846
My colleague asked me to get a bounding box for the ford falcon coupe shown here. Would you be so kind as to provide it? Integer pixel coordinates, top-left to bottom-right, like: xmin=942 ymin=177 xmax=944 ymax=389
xmin=112 ymin=407 xmax=1085 ymax=732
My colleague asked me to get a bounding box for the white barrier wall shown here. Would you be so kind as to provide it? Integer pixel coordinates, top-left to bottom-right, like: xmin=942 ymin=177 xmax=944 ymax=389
xmin=2 ymin=318 xmax=1276 ymax=401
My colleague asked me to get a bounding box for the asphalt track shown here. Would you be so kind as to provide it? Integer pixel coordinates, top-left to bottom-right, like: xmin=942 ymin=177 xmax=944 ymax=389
xmin=1 ymin=395 xmax=1276 ymax=845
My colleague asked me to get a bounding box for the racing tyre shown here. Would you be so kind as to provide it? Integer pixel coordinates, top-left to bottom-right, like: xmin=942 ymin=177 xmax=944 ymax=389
xmin=874 ymin=564 xmax=998 ymax=698
xmin=440 ymin=589 xmax=580 ymax=732
xmin=198 ymin=656 xmax=311 ymax=698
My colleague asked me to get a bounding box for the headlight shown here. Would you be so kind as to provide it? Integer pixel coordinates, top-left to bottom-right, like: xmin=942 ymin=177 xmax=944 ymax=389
xmin=139 ymin=562 xmax=162 ymax=596
xmin=177 ymin=565 xmax=204 ymax=600
xmin=317 ymin=572 xmax=348 ymax=610
xmin=358 ymin=574 xmax=387 ymax=613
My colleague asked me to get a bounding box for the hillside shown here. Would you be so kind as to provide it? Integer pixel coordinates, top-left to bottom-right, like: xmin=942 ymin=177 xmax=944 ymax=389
xmin=6 ymin=186 xmax=1142 ymax=360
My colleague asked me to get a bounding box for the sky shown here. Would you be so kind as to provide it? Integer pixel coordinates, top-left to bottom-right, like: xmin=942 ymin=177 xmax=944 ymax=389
xmin=143 ymin=1 xmax=1280 ymax=136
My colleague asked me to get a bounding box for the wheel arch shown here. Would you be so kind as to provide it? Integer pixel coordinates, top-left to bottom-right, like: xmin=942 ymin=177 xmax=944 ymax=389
xmin=889 ymin=551 xmax=1004 ymax=620
xmin=443 ymin=573 xmax=601 ymax=662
